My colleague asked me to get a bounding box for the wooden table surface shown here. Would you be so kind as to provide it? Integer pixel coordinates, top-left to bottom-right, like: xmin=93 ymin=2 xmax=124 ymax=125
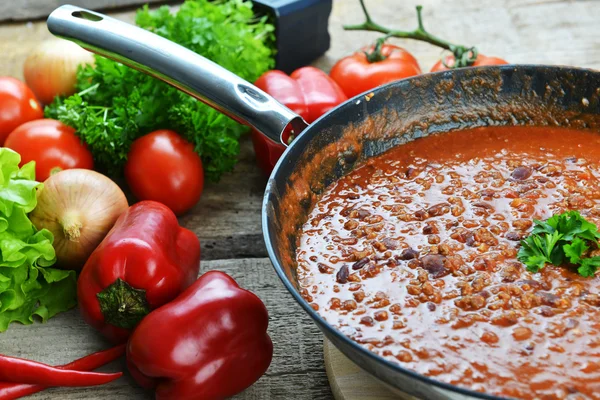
xmin=1 ymin=0 xmax=599 ymax=399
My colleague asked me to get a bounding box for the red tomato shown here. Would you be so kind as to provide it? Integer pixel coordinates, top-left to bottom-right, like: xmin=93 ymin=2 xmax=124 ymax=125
xmin=0 ymin=77 xmax=44 ymax=144
xmin=330 ymin=44 xmax=421 ymax=99
xmin=5 ymin=119 xmax=93 ymax=181
xmin=430 ymin=54 xmax=508 ymax=72
xmin=125 ymin=130 xmax=204 ymax=215
xmin=252 ymin=67 xmax=347 ymax=175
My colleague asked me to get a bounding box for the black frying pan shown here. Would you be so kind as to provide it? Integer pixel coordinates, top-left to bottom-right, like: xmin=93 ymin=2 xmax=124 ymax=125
xmin=47 ymin=5 xmax=600 ymax=400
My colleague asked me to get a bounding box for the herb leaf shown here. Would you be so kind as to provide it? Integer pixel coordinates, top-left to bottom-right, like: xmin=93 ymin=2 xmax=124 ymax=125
xmin=563 ymin=237 xmax=588 ymax=264
xmin=578 ymin=257 xmax=600 ymax=277
xmin=518 ymin=210 xmax=600 ymax=277
xmin=45 ymin=0 xmax=275 ymax=181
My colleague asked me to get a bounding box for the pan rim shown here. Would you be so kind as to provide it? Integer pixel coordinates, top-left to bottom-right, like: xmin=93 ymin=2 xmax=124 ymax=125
xmin=262 ymin=64 xmax=599 ymax=400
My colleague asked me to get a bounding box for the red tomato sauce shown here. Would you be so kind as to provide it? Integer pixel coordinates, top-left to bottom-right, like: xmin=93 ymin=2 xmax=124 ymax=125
xmin=297 ymin=126 xmax=600 ymax=399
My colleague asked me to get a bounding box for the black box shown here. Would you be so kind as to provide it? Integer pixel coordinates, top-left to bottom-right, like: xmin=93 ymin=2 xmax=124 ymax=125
xmin=253 ymin=0 xmax=333 ymax=73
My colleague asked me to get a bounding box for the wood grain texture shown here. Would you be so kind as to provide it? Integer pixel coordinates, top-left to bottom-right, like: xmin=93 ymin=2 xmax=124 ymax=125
xmin=179 ymin=139 xmax=268 ymax=260
xmin=0 ymin=0 xmax=169 ymax=22
xmin=0 ymin=0 xmax=599 ymax=399
xmin=0 ymin=259 xmax=332 ymax=399
xmin=324 ymin=339 xmax=416 ymax=400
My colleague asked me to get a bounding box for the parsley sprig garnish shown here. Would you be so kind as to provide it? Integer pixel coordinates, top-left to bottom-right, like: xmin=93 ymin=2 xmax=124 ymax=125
xmin=517 ymin=211 xmax=600 ymax=277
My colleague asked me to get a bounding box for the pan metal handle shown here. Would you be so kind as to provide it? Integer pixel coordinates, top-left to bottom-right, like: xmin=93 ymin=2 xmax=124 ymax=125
xmin=46 ymin=5 xmax=308 ymax=146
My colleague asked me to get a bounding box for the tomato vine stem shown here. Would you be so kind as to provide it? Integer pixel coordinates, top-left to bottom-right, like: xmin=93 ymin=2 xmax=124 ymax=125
xmin=345 ymin=0 xmax=478 ymax=68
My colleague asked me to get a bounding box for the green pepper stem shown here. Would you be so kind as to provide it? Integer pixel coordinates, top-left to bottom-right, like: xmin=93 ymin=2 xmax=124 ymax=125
xmin=96 ymin=279 xmax=150 ymax=330
xmin=344 ymin=0 xmax=478 ymax=67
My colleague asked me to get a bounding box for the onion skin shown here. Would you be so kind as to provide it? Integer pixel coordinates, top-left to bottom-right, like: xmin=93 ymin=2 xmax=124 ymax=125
xmin=29 ymin=169 xmax=128 ymax=270
xmin=23 ymin=39 xmax=95 ymax=105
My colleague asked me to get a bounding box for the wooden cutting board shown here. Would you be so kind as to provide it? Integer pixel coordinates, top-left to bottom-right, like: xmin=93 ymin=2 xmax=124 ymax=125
xmin=323 ymin=339 xmax=419 ymax=400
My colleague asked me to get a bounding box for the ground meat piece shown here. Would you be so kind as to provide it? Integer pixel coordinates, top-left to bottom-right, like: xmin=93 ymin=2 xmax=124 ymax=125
xmin=474 ymin=228 xmax=499 ymax=246
xmin=505 ymin=231 xmax=523 ymax=241
xmin=381 ymin=237 xmax=399 ymax=249
xmin=451 ymin=227 xmax=472 ymax=243
xmin=423 ymin=222 xmax=439 ymax=234
xmin=512 ymin=219 xmax=533 ymax=230
xmin=428 ymin=203 xmax=450 ymax=216
xmin=455 ymin=294 xmax=486 ymax=310
xmin=500 ymin=263 xmax=521 ymax=283
xmin=318 ymin=263 xmax=334 ymax=274
xmin=473 ymin=201 xmax=494 ymax=211
xmin=414 ymin=209 xmax=429 ymax=220
xmin=538 ymin=292 xmax=570 ymax=309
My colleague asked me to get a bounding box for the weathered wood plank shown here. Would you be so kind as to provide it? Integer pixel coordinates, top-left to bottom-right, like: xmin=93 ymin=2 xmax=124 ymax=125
xmin=180 ymin=138 xmax=268 ymax=260
xmin=0 ymin=1 xmax=599 ymax=399
xmin=0 ymin=0 xmax=169 ymax=22
xmin=1 ymin=258 xmax=332 ymax=399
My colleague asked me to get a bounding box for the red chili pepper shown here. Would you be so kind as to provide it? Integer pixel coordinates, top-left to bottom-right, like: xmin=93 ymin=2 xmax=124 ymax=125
xmin=127 ymin=271 xmax=273 ymax=400
xmin=78 ymin=200 xmax=201 ymax=343
xmin=0 ymin=345 xmax=125 ymax=400
xmin=251 ymin=66 xmax=347 ymax=175
xmin=0 ymin=355 xmax=122 ymax=387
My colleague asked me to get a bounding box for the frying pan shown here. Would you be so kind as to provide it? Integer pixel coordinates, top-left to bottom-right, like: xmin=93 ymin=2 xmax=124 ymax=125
xmin=47 ymin=5 xmax=600 ymax=400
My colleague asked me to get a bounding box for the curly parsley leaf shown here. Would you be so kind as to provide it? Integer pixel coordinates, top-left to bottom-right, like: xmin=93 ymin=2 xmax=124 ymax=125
xmin=45 ymin=0 xmax=275 ymax=181
xmin=518 ymin=210 xmax=600 ymax=277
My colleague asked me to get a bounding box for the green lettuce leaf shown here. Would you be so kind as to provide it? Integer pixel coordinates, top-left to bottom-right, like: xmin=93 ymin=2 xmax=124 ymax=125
xmin=0 ymin=148 xmax=76 ymax=332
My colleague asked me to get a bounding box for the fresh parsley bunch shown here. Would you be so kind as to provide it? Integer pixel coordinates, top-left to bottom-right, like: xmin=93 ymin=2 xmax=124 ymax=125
xmin=45 ymin=0 xmax=275 ymax=181
xmin=518 ymin=210 xmax=600 ymax=277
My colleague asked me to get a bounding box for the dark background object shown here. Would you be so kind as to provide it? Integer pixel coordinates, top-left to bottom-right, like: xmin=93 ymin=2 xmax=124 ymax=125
xmin=0 ymin=0 xmax=169 ymax=22
xmin=253 ymin=0 xmax=333 ymax=73
xmin=0 ymin=0 xmax=333 ymax=73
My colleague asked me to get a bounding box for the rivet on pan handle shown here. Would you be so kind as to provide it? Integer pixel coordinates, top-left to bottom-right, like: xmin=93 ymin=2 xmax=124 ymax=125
xmin=47 ymin=5 xmax=308 ymax=146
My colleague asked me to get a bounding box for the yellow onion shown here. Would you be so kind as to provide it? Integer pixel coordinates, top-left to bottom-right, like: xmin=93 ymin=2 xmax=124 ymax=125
xmin=23 ymin=38 xmax=95 ymax=105
xmin=30 ymin=169 xmax=128 ymax=270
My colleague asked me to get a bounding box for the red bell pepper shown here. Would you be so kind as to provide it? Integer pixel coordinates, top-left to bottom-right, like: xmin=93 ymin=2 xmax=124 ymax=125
xmin=251 ymin=66 xmax=347 ymax=175
xmin=78 ymin=200 xmax=201 ymax=343
xmin=126 ymin=271 xmax=273 ymax=400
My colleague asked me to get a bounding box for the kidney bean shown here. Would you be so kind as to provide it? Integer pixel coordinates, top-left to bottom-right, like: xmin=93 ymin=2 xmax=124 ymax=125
xmin=511 ymin=166 xmax=533 ymax=180
xmin=336 ymin=265 xmax=350 ymax=284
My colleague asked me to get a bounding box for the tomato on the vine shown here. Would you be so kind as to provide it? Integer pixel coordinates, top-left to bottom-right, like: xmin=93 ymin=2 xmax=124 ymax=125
xmin=125 ymin=130 xmax=204 ymax=216
xmin=0 ymin=77 xmax=43 ymax=144
xmin=5 ymin=119 xmax=93 ymax=181
xmin=430 ymin=54 xmax=508 ymax=72
xmin=330 ymin=44 xmax=421 ymax=99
